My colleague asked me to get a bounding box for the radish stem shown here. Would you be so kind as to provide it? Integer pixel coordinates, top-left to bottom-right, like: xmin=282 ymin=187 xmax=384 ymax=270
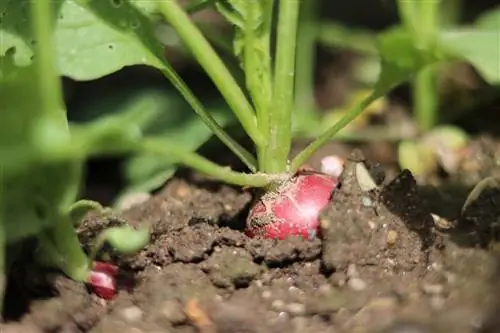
xmin=158 ymin=0 xmax=264 ymax=147
xmin=140 ymin=138 xmax=272 ymax=187
xmin=262 ymin=0 xmax=300 ymax=173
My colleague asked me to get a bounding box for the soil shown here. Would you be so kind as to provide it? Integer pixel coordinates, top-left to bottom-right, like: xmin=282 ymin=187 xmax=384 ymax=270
xmin=2 ymin=136 xmax=500 ymax=333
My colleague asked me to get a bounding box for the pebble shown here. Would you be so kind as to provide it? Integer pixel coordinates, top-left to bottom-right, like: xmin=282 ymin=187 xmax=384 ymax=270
xmin=261 ymin=290 xmax=272 ymax=299
xmin=321 ymin=155 xmax=344 ymax=178
xmin=119 ymin=306 xmax=143 ymax=322
xmin=330 ymin=272 xmax=347 ymax=287
xmin=429 ymin=296 xmax=446 ymax=310
xmin=271 ymin=300 xmax=285 ymax=311
xmin=285 ymin=303 xmax=306 ymax=316
xmin=319 ymin=284 xmax=332 ymax=294
xmin=291 ymin=316 xmax=307 ymax=332
xmin=383 ymin=321 xmax=432 ymax=333
xmin=117 ymin=192 xmax=151 ymax=210
xmin=347 ymin=264 xmax=359 ymax=278
xmin=348 ymin=277 xmax=368 ymax=291
xmin=387 ymin=230 xmax=398 ymax=245
xmin=421 ymin=283 xmax=444 ymax=295
xmin=361 ymin=196 xmax=374 ymax=207
xmin=160 ymin=300 xmax=187 ymax=324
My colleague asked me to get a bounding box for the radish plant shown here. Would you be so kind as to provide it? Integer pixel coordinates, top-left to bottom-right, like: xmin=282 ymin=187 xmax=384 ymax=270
xmin=1 ymin=0 xmax=500 ymax=307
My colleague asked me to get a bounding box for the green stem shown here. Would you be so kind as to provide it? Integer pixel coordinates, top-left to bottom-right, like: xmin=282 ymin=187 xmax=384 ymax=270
xmin=397 ymin=0 xmax=419 ymax=43
xmin=31 ymin=0 xmax=67 ymax=130
xmin=413 ymin=66 xmax=438 ymax=130
xmin=316 ymin=22 xmax=378 ymax=55
xmin=294 ymin=0 xmax=318 ymax=119
xmin=245 ymin=1 xmax=273 ymax=172
xmin=263 ymin=0 xmax=300 ymax=173
xmin=291 ymin=91 xmax=380 ymax=171
xmin=140 ymin=138 xmax=271 ymax=187
xmin=0 ymin=199 xmax=4 ymax=316
xmin=413 ymin=0 xmax=440 ymax=130
xmin=185 ymin=0 xmax=214 ymax=14
xmin=157 ymin=67 xmax=258 ymax=172
xmin=420 ymin=0 xmax=439 ymax=43
xmin=158 ymin=0 xmax=264 ymax=147
xmin=38 ymin=215 xmax=91 ymax=282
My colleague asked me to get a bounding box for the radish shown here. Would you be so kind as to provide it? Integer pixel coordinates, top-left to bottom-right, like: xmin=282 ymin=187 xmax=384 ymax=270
xmin=87 ymin=261 xmax=119 ymax=300
xmin=245 ymin=172 xmax=338 ymax=240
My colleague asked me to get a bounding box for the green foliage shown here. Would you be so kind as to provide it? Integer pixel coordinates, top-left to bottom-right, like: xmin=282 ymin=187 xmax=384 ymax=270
xmin=375 ymin=27 xmax=447 ymax=92
xmin=439 ymin=7 xmax=500 ymax=84
xmin=94 ymin=225 xmax=149 ymax=257
xmin=0 ymin=0 xmax=159 ymax=79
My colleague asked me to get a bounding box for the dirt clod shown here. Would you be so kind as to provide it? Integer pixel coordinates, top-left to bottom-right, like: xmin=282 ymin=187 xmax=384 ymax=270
xmin=201 ymin=247 xmax=261 ymax=288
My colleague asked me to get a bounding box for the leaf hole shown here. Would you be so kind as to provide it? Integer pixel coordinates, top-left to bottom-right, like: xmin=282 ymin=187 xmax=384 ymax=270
xmin=34 ymin=201 xmax=47 ymax=220
xmin=5 ymin=46 xmax=16 ymax=56
xmin=131 ymin=19 xmax=140 ymax=29
xmin=110 ymin=0 xmax=123 ymax=8
xmin=108 ymin=44 xmax=114 ymax=50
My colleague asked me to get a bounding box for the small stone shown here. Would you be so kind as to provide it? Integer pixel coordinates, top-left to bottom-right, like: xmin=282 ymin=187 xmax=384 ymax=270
xmin=383 ymin=321 xmax=432 ymax=333
xmin=429 ymin=296 xmax=446 ymax=310
xmin=160 ymin=300 xmax=187 ymax=324
xmin=318 ymin=284 xmax=332 ymax=294
xmin=261 ymin=290 xmax=272 ymax=299
xmin=291 ymin=316 xmax=307 ymax=332
xmin=421 ymin=283 xmax=444 ymax=295
xmin=348 ymin=277 xmax=367 ymax=291
xmin=330 ymin=272 xmax=347 ymax=287
xmin=321 ymin=155 xmax=344 ymax=178
xmin=119 ymin=306 xmax=143 ymax=322
xmin=175 ymin=182 xmax=191 ymax=198
xmin=347 ymin=264 xmax=359 ymax=278
xmin=271 ymin=300 xmax=285 ymax=311
xmin=118 ymin=192 xmax=151 ymax=210
xmin=387 ymin=230 xmax=398 ymax=245
xmin=361 ymin=196 xmax=373 ymax=207
xmin=285 ymin=303 xmax=306 ymax=316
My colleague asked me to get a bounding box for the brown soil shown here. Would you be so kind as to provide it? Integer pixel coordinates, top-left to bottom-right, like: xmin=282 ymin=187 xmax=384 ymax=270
xmin=2 ymin=136 xmax=500 ymax=333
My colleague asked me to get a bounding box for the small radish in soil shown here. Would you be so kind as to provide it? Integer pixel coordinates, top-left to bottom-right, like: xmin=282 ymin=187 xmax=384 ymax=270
xmin=246 ymin=171 xmax=338 ymax=240
xmin=87 ymin=261 xmax=119 ymax=300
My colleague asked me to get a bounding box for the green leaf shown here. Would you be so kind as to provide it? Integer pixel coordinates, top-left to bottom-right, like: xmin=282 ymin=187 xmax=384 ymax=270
xmin=0 ymin=0 xmax=163 ymax=80
xmin=438 ymin=8 xmax=500 ymax=84
xmin=474 ymin=6 xmax=500 ymax=30
xmin=57 ymin=0 xmax=167 ymax=80
xmin=95 ymin=225 xmax=149 ymax=256
xmin=0 ymin=55 xmax=40 ymax=172
xmin=375 ymin=27 xmax=448 ymax=92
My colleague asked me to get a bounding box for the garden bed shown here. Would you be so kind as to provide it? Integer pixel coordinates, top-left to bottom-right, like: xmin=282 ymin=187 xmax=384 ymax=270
xmin=3 ymin=137 xmax=500 ymax=333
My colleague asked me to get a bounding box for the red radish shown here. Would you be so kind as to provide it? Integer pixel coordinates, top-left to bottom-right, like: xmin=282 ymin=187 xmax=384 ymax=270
xmin=87 ymin=261 xmax=119 ymax=300
xmin=246 ymin=172 xmax=338 ymax=240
